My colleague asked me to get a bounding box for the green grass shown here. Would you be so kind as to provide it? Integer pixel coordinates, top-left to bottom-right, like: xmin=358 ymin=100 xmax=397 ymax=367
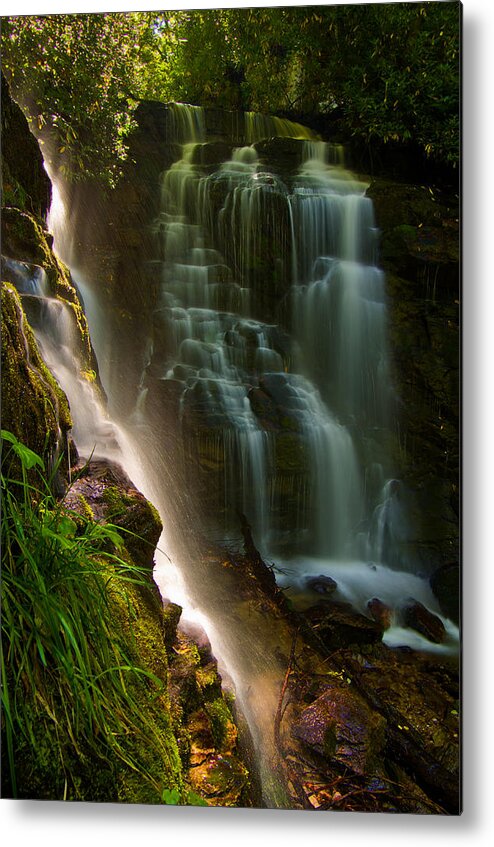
xmin=1 ymin=430 xmax=184 ymax=802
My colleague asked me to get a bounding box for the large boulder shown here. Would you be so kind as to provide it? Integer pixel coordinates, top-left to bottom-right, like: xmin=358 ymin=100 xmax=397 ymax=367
xmin=63 ymin=459 xmax=163 ymax=570
xmin=401 ymin=598 xmax=446 ymax=644
xmin=292 ymin=683 xmax=386 ymax=777
xmin=367 ymin=597 xmax=394 ymax=630
xmin=305 ymin=601 xmax=384 ymax=651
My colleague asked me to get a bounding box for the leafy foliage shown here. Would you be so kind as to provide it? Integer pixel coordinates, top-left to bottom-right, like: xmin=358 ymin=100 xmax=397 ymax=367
xmin=0 ymin=431 xmax=183 ymax=801
xmin=1 ymin=13 xmax=155 ymax=184
xmin=142 ymin=3 xmax=460 ymax=167
xmin=1 ymin=3 xmax=460 ymax=181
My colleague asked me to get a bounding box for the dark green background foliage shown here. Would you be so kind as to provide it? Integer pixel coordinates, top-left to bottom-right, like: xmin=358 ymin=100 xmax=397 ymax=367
xmin=1 ymin=3 xmax=460 ymax=179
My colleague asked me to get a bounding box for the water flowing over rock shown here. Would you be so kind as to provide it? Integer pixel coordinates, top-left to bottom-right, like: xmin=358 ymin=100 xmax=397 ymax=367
xmin=13 ymin=100 xmax=458 ymax=810
xmin=106 ymin=105 xmax=407 ymax=574
xmin=401 ymin=598 xmax=446 ymax=644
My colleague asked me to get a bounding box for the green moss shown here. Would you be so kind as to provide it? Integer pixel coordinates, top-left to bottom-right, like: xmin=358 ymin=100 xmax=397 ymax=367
xmin=104 ymin=577 xmax=189 ymax=804
xmin=1 ymin=207 xmax=97 ymax=373
xmin=102 ymin=484 xmax=134 ymax=518
xmin=1 ymin=284 xmax=72 ymax=472
xmin=205 ymin=698 xmax=235 ymax=750
xmin=196 ymin=662 xmax=222 ymax=701
xmin=76 ymin=492 xmax=94 ymax=521
xmin=163 ymin=602 xmax=182 ymax=647
xmin=101 ymin=485 xmax=163 ymax=568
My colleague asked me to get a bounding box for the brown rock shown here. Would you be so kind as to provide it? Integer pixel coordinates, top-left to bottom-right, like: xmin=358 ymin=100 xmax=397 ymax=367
xmin=367 ymin=597 xmax=393 ymax=629
xmin=401 ymin=598 xmax=446 ymax=644
xmin=306 ymin=574 xmax=338 ymax=596
xmin=292 ymin=684 xmax=386 ymax=776
xmin=306 ymin=600 xmax=384 ymax=651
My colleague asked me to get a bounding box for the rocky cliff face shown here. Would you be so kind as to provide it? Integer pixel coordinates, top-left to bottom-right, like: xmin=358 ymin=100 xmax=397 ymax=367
xmin=1 ymin=72 xmax=51 ymax=220
xmin=367 ymin=179 xmax=460 ymax=610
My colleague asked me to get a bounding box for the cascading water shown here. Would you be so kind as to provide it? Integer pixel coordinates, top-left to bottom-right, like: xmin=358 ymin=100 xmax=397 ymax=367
xmin=145 ymin=114 xmax=384 ymax=563
xmin=141 ymin=106 xmax=458 ymax=653
xmin=31 ymin=102 xmax=458 ymax=808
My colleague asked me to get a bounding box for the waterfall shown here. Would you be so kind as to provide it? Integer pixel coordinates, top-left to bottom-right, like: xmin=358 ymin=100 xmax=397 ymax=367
xmin=145 ymin=116 xmax=386 ymax=563
xmin=142 ymin=110 xmax=457 ymax=653
xmin=289 ymin=154 xmax=390 ymax=426
xmin=28 ymin=103 xmax=458 ymax=809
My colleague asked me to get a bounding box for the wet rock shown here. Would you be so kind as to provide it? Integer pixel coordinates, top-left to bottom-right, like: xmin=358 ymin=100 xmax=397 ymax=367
xmin=367 ymin=597 xmax=393 ymax=630
xmin=166 ymin=626 xmax=249 ymax=806
xmin=188 ymin=749 xmax=248 ymax=807
xmin=367 ymin=180 xmax=459 ymax=278
xmin=306 ymin=575 xmax=338 ymax=596
xmin=306 ymin=601 xmax=384 ymax=651
xmin=188 ymin=141 xmax=234 ymax=167
xmin=254 ymin=137 xmax=307 ymax=175
xmin=172 ymin=363 xmax=197 ymax=382
xmin=64 ymin=460 xmax=163 ymax=569
xmin=367 ymin=177 xmax=459 ymax=579
xmin=144 ymin=376 xmax=184 ymax=422
xmin=292 ymin=683 xmax=386 ymax=776
xmin=401 ymin=598 xmax=446 ymax=644
xmin=430 ymin=563 xmax=460 ymax=624
xmin=342 ymin=647 xmax=460 ymax=813
xmin=259 ymin=372 xmax=293 ymax=405
xmin=249 ymin=383 xmax=305 ymax=434
xmin=162 ymin=602 xmax=183 ymax=648
xmin=267 ymin=325 xmax=292 ymax=369
xmin=274 ymin=431 xmax=308 ymax=474
xmin=248 ymin=386 xmax=279 ymax=429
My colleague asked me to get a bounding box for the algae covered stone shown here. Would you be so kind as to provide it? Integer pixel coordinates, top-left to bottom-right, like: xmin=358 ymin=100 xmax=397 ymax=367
xmin=1 ymin=283 xmax=72 ymax=472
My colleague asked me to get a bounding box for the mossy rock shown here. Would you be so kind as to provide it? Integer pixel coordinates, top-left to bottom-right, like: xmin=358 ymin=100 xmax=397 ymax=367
xmin=253 ymin=137 xmax=308 ymax=175
xmin=2 ymin=206 xmax=65 ymax=296
xmin=1 ymin=284 xmax=72 ymax=475
xmin=188 ymin=750 xmax=248 ymax=807
xmin=205 ymin=697 xmax=238 ymax=751
xmin=1 ymin=206 xmax=98 ymax=376
xmin=64 ymin=468 xmax=163 ymax=570
xmin=188 ymin=141 xmax=234 ymax=167
xmin=163 ymin=601 xmax=183 ymax=648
